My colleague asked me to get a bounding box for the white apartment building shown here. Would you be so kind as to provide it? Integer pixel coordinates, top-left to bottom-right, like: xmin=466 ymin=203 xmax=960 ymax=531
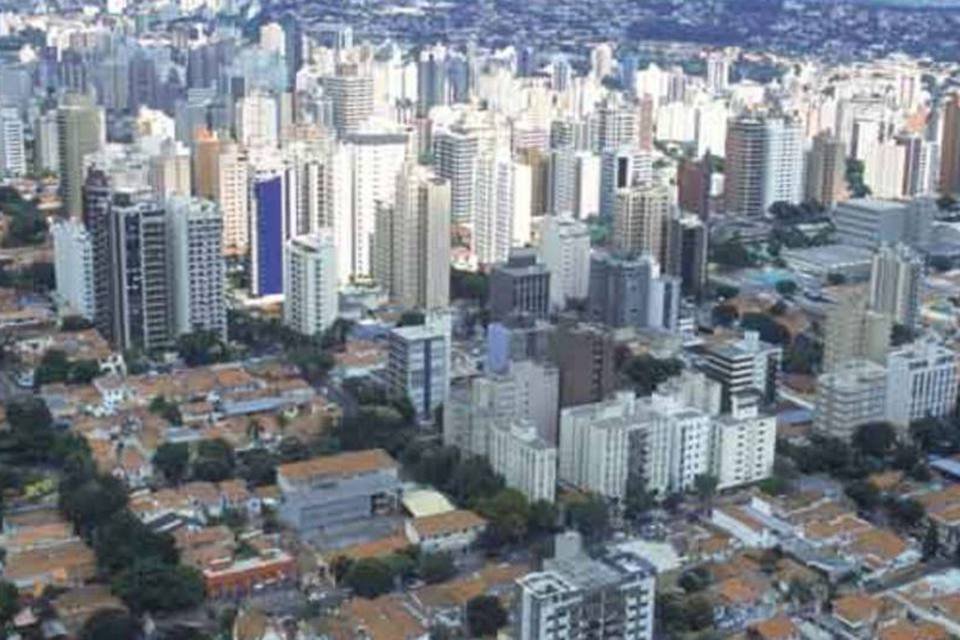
xmin=639 ymin=394 xmax=713 ymax=496
xmin=613 ymin=182 xmax=671 ymax=259
xmin=52 ymin=219 xmax=95 ymax=320
xmin=701 ymin=331 xmax=782 ymax=411
xmin=488 ymin=419 xmax=557 ymax=503
xmin=474 ymin=149 xmax=517 ymax=266
xmin=869 ymin=243 xmax=923 ymax=329
xmin=167 ymin=196 xmax=227 ymax=339
xmin=283 ymin=231 xmax=339 ymax=337
xmin=538 ymin=215 xmax=591 ymax=310
xmin=711 ymin=392 xmax=776 ymax=490
xmin=724 ymin=114 xmax=804 ymax=217
xmin=517 ymin=538 xmax=656 ymax=640
xmin=815 ymin=359 xmax=889 ymax=441
xmin=237 ymin=91 xmax=279 ymax=149
xmin=886 ymin=341 xmax=959 ymax=430
xmin=0 ymin=108 xmax=26 ymax=177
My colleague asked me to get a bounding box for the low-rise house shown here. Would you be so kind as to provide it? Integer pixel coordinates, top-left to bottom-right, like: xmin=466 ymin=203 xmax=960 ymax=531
xmin=748 ymin=615 xmax=799 ymax=640
xmin=4 ymin=540 xmax=96 ymax=593
xmin=711 ymin=504 xmax=780 ymax=549
xmin=203 ymin=549 xmax=297 ymax=599
xmin=404 ymin=510 xmax=486 ymax=554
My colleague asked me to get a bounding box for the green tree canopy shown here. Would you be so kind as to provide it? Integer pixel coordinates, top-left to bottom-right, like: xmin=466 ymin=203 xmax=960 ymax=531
xmin=466 ymin=595 xmax=508 ymax=637
xmin=112 ymin=559 xmax=205 ymax=613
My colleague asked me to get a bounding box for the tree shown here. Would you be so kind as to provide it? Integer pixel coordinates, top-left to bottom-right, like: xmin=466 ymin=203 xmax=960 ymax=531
xmin=153 ymin=443 xmax=189 ymax=484
xmin=891 ymin=323 xmax=915 ymax=347
xmin=34 ymin=349 xmax=71 ymax=386
xmin=620 ymin=355 xmax=683 ymax=396
xmin=566 ymin=494 xmax=610 ymax=545
xmin=774 ymin=279 xmax=798 ymax=297
xmin=694 ymin=474 xmax=719 ymax=511
xmin=845 ymin=158 xmax=871 ymax=198
xmin=923 ymin=523 xmax=940 ymax=560
xmin=93 ymin=511 xmax=177 ymax=574
xmin=624 ymin=476 xmax=656 ymax=522
xmin=887 ymin=498 xmax=925 ymax=530
xmin=192 ymin=439 xmax=235 ymax=482
xmin=710 ymin=236 xmax=755 ymax=268
xmin=397 ymin=311 xmax=426 ymax=327
xmin=237 ymin=448 xmax=277 ymax=486
xmin=277 ymin=437 xmax=310 ymax=463
xmin=528 ymin=500 xmax=559 ymax=537
xmin=419 ymin=552 xmax=456 ymax=584
xmin=476 ymin=489 xmax=530 ymax=545
xmin=3 ymin=397 xmax=56 ymax=464
xmin=79 ymin=609 xmax=142 ymax=640
xmin=176 ymin=330 xmax=231 ymax=367
xmin=845 ymin=479 xmax=881 ymax=511
xmin=451 ymin=269 xmax=489 ymax=302
xmin=61 ymin=315 xmax=94 ymax=331
xmin=0 ymin=580 xmax=18 ymax=628
xmin=59 ymin=475 xmax=128 ymax=535
xmin=826 ymin=272 xmax=847 ymax=285
xmin=852 ymin=422 xmax=897 ymax=459
xmin=343 ymin=558 xmax=396 ymax=598
xmin=740 ymin=313 xmax=790 ymax=345
xmin=712 ymin=303 xmax=739 ymax=327
xmin=466 ymin=595 xmax=507 ymax=637
xmin=715 ymin=284 xmax=740 ymax=300
xmin=112 ymin=559 xmax=205 ymax=613
xmin=678 ymin=567 xmax=711 ymax=593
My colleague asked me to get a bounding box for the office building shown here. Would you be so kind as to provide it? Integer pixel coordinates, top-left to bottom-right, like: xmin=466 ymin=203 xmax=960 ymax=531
xmin=724 ymin=114 xmax=803 ymax=217
xmin=375 ymin=163 xmax=451 ymax=310
xmin=868 ymin=243 xmax=924 ymax=329
xmin=833 ymin=198 xmax=933 ymax=249
xmin=250 ymin=169 xmax=285 ymax=298
xmin=0 ymin=108 xmax=25 ymax=178
xmin=538 ymin=215 xmax=591 ymax=310
xmin=805 ymin=132 xmax=847 ymax=207
xmin=613 ymin=182 xmax=671 ymax=259
xmin=588 ymin=252 xmax=680 ymax=332
xmin=516 ymin=535 xmax=656 ymax=640
xmin=815 ymin=360 xmax=889 ymax=441
xmin=276 ymin=450 xmax=401 ymax=534
xmin=661 ymin=213 xmax=708 ymax=299
xmin=550 ymin=321 xmax=617 ymax=408
xmin=52 ymin=219 xmax=95 ymax=321
xmin=58 ymin=94 xmax=105 ymax=217
xmin=167 ymin=196 xmax=226 ymax=339
xmin=489 ymin=249 xmax=551 ymax=322
xmin=486 ymin=316 xmax=555 ymax=374
xmin=417 ymin=45 xmax=449 ymax=116
xmin=488 ymin=419 xmax=557 ymax=503
xmin=940 ymin=91 xmax=960 ymax=195
xmin=886 ymin=341 xmax=958 ymax=430
xmin=700 ymin=331 xmax=782 ymax=411
xmin=386 ymin=314 xmax=451 ymax=421
xmin=283 ymin=232 xmax=338 ymax=337
xmin=192 ymin=128 xmax=220 ymax=200
xmin=823 ymin=292 xmax=891 ymax=372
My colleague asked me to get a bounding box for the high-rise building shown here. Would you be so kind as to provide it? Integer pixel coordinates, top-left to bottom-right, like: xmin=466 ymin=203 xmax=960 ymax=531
xmin=823 ymin=291 xmax=892 ymax=372
xmin=805 ymin=131 xmax=847 ymax=207
xmin=283 ymin=231 xmax=339 ymax=336
xmin=250 ymin=168 xmax=286 ymax=298
xmin=486 ymin=316 xmax=555 ymax=375
xmin=613 ymin=182 xmax=671 ymax=259
xmin=868 ymin=243 xmax=923 ymax=329
xmin=488 ymin=419 xmax=557 ymax=503
xmin=592 ymin=97 xmax=638 ymax=152
xmin=417 ymin=45 xmax=449 ymax=116
xmin=474 ymin=150 xmax=517 ymax=265
xmin=600 ymin=148 xmax=652 ymax=218
xmin=192 ymin=128 xmax=220 ymax=200
xmin=325 ymin=65 xmax=374 ymax=134
xmin=939 ymin=91 xmax=960 ymax=195
xmin=815 ymin=360 xmax=889 ymax=441
xmin=886 ymin=341 xmax=959 ymax=430
xmin=538 ymin=215 xmax=591 ymax=310
xmin=52 ymin=219 xmax=95 ymax=321
xmin=434 ymin=125 xmax=482 ymax=225
xmin=711 ymin=392 xmax=777 ymax=491
xmin=724 ymin=114 xmax=803 ymax=217
xmin=85 ymin=176 xmax=172 ymax=351
xmin=218 ymin=143 xmax=250 ymax=254
xmin=489 ymin=248 xmax=551 ymax=322
xmin=167 ymin=196 xmax=226 ymax=339
xmin=896 ymin=133 xmax=939 ymax=197
xmin=661 ymin=213 xmax=708 ymax=300
xmin=374 ymin=163 xmax=451 ymax=310
xmin=35 ymin=111 xmax=59 ymax=174
xmin=0 ymin=108 xmax=26 ymax=178
xmin=58 ymin=94 xmax=105 ymax=217
xmin=676 ymin=156 xmax=712 ymax=220
xmin=237 ymin=90 xmax=279 ymax=149
xmin=386 ymin=314 xmax=451 ymax=421
xmin=706 ymin=50 xmax=731 ymax=94
xmin=550 ymin=321 xmax=617 ymax=408
xmin=588 ymin=251 xmax=680 ymax=331
xmin=516 ymin=535 xmax=656 ymax=640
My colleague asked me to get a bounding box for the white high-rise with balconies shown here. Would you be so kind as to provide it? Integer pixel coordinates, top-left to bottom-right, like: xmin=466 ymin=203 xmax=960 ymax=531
xmin=538 ymin=215 xmax=591 ymax=310
xmin=283 ymin=231 xmax=339 ymax=336
xmin=724 ymin=114 xmax=803 ymax=217
xmin=167 ymin=196 xmax=227 ymax=339
xmin=488 ymin=419 xmax=557 ymax=503
xmin=0 ymin=108 xmax=26 ymax=178
xmin=886 ymin=341 xmax=958 ymax=430
xmin=52 ymin=219 xmax=95 ymax=320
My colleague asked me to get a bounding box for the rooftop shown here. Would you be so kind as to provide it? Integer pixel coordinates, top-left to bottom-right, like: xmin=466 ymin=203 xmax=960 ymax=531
xmin=278 ymin=449 xmax=398 ymax=482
